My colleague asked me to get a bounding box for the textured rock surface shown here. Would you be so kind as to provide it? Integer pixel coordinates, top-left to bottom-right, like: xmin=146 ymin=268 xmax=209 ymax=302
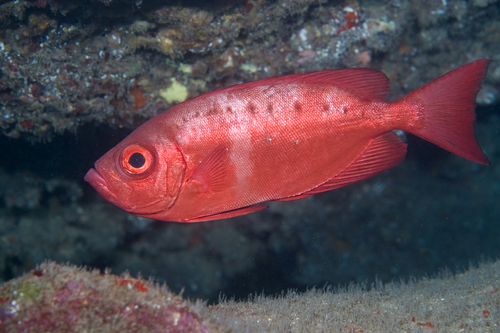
xmin=1 ymin=261 xmax=499 ymax=332
xmin=0 ymin=0 xmax=498 ymax=140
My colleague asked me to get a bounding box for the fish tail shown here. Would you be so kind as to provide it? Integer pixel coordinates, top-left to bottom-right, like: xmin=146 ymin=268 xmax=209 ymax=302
xmin=399 ymin=59 xmax=491 ymax=165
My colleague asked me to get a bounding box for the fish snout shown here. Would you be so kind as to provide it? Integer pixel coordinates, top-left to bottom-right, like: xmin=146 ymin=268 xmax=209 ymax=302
xmin=84 ymin=167 xmax=119 ymax=202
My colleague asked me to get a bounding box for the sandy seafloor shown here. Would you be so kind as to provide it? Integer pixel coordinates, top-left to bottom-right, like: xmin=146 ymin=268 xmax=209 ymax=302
xmin=0 ymin=0 xmax=500 ymax=306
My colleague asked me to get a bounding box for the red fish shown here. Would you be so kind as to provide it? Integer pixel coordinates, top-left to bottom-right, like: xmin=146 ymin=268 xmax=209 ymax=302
xmin=85 ymin=60 xmax=490 ymax=222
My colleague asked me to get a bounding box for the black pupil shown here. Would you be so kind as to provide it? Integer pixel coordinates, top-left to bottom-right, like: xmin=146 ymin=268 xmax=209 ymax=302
xmin=129 ymin=152 xmax=146 ymax=168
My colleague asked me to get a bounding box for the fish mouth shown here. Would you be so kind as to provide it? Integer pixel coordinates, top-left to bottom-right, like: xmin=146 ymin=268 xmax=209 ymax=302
xmin=84 ymin=168 xmax=119 ymax=203
xmin=84 ymin=167 xmax=167 ymax=215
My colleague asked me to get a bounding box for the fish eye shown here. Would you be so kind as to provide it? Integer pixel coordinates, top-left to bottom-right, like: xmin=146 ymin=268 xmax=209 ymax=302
xmin=121 ymin=144 xmax=154 ymax=175
xmin=129 ymin=152 xmax=145 ymax=168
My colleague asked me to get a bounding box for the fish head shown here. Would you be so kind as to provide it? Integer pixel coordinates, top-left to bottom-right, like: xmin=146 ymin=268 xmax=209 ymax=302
xmin=85 ymin=129 xmax=186 ymax=217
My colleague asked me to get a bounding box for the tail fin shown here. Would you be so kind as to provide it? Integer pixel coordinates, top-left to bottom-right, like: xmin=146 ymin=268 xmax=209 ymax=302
xmin=399 ymin=59 xmax=491 ymax=165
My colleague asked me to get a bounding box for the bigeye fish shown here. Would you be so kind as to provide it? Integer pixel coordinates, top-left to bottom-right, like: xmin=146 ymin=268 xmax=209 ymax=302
xmin=85 ymin=60 xmax=490 ymax=222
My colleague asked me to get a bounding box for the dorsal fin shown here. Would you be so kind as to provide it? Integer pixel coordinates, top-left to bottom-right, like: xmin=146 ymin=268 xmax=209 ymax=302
xmin=190 ymin=146 xmax=230 ymax=192
xmin=198 ymin=68 xmax=390 ymax=102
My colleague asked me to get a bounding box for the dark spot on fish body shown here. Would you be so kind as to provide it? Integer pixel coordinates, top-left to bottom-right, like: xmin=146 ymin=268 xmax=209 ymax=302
xmin=226 ymin=106 xmax=233 ymax=114
xmin=247 ymin=102 xmax=257 ymax=115
xmin=193 ymin=111 xmax=200 ymax=118
xmin=206 ymin=106 xmax=219 ymax=117
xmin=358 ymin=108 xmax=366 ymax=118
xmin=322 ymin=104 xmax=330 ymax=113
xmin=294 ymin=101 xmax=303 ymax=114
xmin=267 ymin=102 xmax=274 ymax=114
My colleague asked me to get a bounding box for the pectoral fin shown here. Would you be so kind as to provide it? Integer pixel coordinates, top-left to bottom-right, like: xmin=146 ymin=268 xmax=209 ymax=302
xmin=190 ymin=146 xmax=231 ymax=192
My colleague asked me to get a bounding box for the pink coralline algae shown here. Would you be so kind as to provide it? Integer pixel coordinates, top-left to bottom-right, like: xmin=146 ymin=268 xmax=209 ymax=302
xmin=0 ymin=262 xmax=216 ymax=333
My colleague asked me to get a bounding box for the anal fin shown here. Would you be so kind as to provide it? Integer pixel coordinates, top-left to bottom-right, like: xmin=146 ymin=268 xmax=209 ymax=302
xmin=187 ymin=205 xmax=268 ymax=222
xmin=276 ymin=131 xmax=407 ymax=201
xmin=275 ymin=192 xmax=314 ymax=202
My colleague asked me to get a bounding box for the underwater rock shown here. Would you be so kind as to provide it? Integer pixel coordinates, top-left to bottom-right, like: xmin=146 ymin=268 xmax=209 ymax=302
xmin=1 ymin=0 xmax=498 ymax=141
xmin=0 ymin=261 xmax=218 ymax=333
xmin=1 ymin=260 xmax=499 ymax=332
